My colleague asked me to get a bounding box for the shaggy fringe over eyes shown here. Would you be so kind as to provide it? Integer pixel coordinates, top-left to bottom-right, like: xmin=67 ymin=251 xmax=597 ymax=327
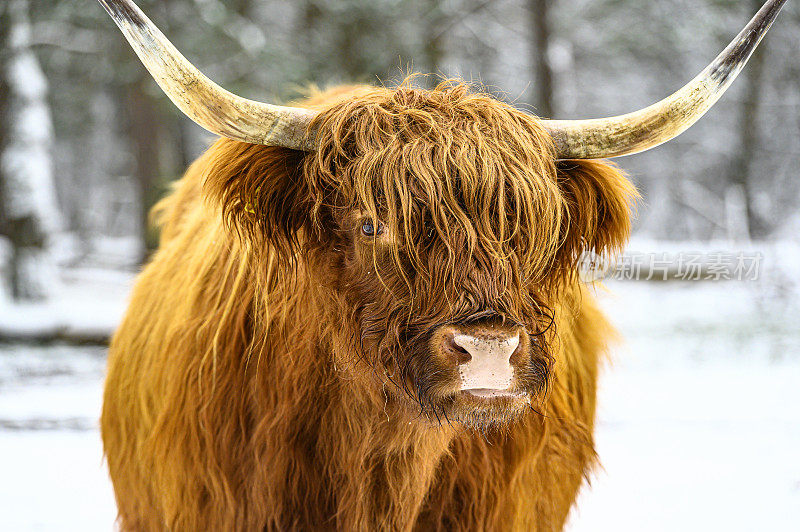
xmin=306 ymin=78 xmax=565 ymax=291
xmin=204 ymin=78 xmax=637 ymax=298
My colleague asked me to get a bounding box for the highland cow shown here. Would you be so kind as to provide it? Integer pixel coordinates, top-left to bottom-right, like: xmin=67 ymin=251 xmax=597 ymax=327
xmin=97 ymin=0 xmax=786 ymax=530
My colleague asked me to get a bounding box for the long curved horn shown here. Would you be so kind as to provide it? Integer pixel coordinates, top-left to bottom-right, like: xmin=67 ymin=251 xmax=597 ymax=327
xmin=544 ymin=0 xmax=788 ymax=160
xmin=98 ymin=0 xmax=316 ymax=150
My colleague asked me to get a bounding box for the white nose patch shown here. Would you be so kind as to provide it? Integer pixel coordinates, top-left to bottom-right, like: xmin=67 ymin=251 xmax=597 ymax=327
xmin=454 ymin=334 xmax=519 ymax=391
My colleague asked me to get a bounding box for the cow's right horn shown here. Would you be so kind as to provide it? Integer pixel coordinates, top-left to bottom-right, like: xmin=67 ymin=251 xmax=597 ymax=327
xmin=98 ymin=0 xmax=317 ymax=151
xmin=542 ymin=0 xmax=788 ymax=160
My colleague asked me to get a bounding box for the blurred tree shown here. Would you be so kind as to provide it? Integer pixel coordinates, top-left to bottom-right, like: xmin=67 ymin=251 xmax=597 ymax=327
xmin=728 ymin=0 xmax=770 ymax=239
xmin=418 ymin=0 xmax=497 ymax=85
xmin=422 ymin=0 xmax=447 ymax=77
xmin=296 ymin=0 xmax=415 ymax=84
xmin=123 ymin=74 xmax=167 ymax=255
xmin=529 ymin=0 xmax=554 ymax=117
xmin=0 ymin=0 xmax=60 ymax=300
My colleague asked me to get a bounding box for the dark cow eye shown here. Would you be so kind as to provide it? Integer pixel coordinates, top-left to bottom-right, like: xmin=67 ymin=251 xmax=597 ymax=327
xmin=361 ymin=219 xmax=383 ymax=237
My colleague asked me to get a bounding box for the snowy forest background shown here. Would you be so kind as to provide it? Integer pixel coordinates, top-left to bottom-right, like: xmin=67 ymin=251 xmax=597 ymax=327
xmin=1 ymin=0 xmax=799 ymax=530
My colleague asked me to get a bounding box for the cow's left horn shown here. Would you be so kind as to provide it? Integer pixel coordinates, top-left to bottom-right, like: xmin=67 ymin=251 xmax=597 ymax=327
xmin=542 ymin=0 xmax=788 ymax=160
xmin=98 ymin=0 xmax=317 ymax=150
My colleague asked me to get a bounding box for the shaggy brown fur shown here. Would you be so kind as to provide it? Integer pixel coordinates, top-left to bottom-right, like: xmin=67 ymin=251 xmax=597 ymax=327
xmin=102 ymin=80 xmax=637 ymax=531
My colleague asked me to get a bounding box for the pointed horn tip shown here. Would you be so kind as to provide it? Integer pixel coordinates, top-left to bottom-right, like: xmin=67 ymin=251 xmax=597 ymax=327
xmin=98 ymin=0 xmax=147 ymax=29
xmin=544 ymin=0 xmax=788 ymax=160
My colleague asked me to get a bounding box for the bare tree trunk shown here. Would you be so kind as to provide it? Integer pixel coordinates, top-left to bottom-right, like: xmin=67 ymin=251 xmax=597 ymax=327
xmin=530 ymin=0 xmax=554 ymax=117
xmin=729 ymin=0 xmax=770 ymax=239
xmin=0 ymin=0 xmax=60 ymax=301
xmin=297 ymin=0 xmax=322 ymax=83
xmin=124 ymin=75 xmax=163 ymax=259
xmin=423 ymin=1 xmax=447 ymax=80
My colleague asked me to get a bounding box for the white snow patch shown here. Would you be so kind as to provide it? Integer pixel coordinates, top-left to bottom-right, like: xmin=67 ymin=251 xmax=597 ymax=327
xmin=0 ymin=431 xmax=117 ymax=531
xmin=0 ymin=266 xmax=134 ymax=340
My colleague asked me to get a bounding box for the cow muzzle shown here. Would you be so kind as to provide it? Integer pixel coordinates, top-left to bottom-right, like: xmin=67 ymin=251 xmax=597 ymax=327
xmin=433 ymin=322 xmax=530 ymax=398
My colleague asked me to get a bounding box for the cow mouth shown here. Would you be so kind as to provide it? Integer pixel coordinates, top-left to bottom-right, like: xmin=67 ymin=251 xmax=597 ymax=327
xmin=409 ymin=384 xmax=534 ymax=429
xmin=461 ymin=388 xmax=528 ymax=399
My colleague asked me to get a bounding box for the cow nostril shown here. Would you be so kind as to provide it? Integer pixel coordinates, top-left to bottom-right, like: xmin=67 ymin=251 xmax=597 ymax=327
xmin=509 ymin=341 xmax=523 ymax=365
xmin=444 ymin=335 xmax=472 ymax=365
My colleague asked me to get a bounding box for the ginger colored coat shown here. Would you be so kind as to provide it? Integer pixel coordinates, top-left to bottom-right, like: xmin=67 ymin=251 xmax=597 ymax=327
xmin=102 ymin=81 xmax=636 ymax=531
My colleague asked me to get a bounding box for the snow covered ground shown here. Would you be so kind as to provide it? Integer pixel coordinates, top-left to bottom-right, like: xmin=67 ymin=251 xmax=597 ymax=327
xmin=0 ymin=266 xmax=134 ymax=343
xmin=0 ymin=254 xmax=799 ymax=530
xmin=569 ymin=280 xmax=800 ymax=531
xmin=0 ymin=344 xmax=116 ymax=531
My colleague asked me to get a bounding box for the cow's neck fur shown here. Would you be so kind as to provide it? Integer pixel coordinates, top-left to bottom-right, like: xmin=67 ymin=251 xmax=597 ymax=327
xmin=253 ymin=258 xmax=460 ymax=529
